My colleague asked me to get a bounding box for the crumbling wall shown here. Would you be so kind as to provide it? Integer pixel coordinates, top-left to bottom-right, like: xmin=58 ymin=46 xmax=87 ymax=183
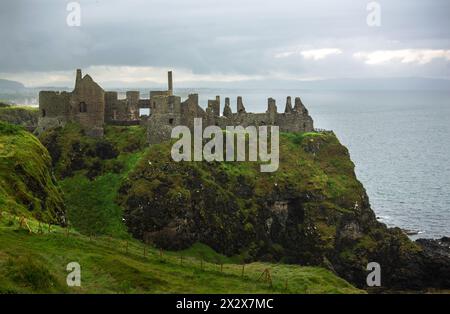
xmin=39 ymin=69 xmax=314 ymax=142
xmin=215 ymin=96 xmax=314 ymax=133
xmin=39 ymin=91 xmax=70 ymax=118
xmin=146 ymin=113 xmax=181 ymax=145
xmin=145 ymin=94 xmax=314 ymax=144
xmin=37 ymin=91 xmax=71 ymax=133
xmin=126 ymin=91 xmax=140 ymax=120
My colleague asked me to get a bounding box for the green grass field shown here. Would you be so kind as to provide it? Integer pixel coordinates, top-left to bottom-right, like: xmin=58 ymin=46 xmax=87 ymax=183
xmin=0 ymin=212 xmax=363 ymax=294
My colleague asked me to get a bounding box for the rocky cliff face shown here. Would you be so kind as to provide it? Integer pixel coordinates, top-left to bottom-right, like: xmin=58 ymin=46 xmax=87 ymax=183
xmin=118 ymin=131 xmax=450 ymax=290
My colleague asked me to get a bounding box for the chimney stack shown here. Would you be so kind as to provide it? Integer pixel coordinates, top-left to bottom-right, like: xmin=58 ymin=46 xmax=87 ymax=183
xmin=168 ymin=71 xmax=173 ymax=95
xmin=285 ymin=96 xmax=293 ymax=113
xmin=237 ymin=96 xmax=246 ymax=114
xmin=75 ymin=69 xmax=82 ymax=88
xmin=223 ymin=97 xmax=232 ymax=117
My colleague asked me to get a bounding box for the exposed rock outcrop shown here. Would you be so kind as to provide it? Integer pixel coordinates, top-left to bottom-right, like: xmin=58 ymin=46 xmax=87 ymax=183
xmin=118 ymin=131 xmax=450 ymax=290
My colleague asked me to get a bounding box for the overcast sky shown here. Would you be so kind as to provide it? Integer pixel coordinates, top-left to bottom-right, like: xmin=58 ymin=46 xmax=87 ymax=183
xmin=0 ymin=0 xmax=449 ymax=87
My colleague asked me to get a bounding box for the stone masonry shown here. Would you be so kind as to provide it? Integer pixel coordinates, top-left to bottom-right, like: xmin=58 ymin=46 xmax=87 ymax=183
xmin=38 ymin=69 xmax=314 ymax=141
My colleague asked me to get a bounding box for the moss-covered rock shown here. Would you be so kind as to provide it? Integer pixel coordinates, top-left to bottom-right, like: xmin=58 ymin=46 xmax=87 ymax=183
xmin=0 ymin=121 xmax=65 ymax=224
xmin=39 ymin=123 xmax=146 ymax=180
xmin=0 ymin=106 xmax=38 ymax=131
xmin=118 ymin=131 xmax=450 ymax=290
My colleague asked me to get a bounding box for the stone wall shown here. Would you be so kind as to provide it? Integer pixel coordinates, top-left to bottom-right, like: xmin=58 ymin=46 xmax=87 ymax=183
xmin=39 ymin=91 xmax=71 ymax=118
xmin=37 ymin=91 xmax=71 ymax=133
xmin=105 ymin=91 xmax=141 ymax=122
xmin=38 ymin=69 xmax=314 ymax=142
xmin=37 ymin=70 xmax=105 ymax=137
xmin=144 ymin=94 xmax=314 ymax=144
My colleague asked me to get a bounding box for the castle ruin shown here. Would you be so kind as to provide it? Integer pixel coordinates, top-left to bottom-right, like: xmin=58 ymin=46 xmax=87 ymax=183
xmin=38 ymin=69 xmax=314 ymax=142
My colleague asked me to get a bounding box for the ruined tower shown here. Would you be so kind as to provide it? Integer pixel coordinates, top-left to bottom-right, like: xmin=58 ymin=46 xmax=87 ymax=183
xmin=37 ymin=69 xmax=105 ymax=137
xmin=267 ymin=98 xmax=277 ymax=123
xmin=237 ymin=96 xmax=246 ymax=114
xmin=71 ymin=73 xmax=105 ymax=137
xmin=294 ymin=97 xmax=307 ymax=114
xmin=285 ymin=96 xmax=293 ymax=113
xmin=75 ymin=69 xmax=82 ymax=87
xmin=223 ymin=97 xmax=232 ymax=117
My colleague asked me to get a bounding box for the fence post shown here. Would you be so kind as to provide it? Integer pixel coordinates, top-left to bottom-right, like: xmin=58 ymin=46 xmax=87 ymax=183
xmin=241 ymin=264 xmax=245 ymax=277
xmin=258 ymin=268 xmax=273 ymax=288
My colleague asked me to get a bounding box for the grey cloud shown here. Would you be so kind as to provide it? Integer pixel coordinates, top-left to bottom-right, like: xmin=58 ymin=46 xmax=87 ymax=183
xmin=1 ymin=0 xmax=450 ymax=80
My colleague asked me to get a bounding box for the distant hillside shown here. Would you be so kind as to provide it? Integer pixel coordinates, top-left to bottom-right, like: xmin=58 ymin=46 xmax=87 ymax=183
xmin=0 ymin=79 xmax=26 ymax=92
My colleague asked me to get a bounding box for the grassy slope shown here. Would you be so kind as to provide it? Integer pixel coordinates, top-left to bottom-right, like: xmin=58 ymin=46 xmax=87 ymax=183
xmin=0 ymin=122 xmax=65 ymax=223
xmin=0 ymin=212 xmax=362 ymax=294
xmin=40 ymin=124 xmax=148 ymax=237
